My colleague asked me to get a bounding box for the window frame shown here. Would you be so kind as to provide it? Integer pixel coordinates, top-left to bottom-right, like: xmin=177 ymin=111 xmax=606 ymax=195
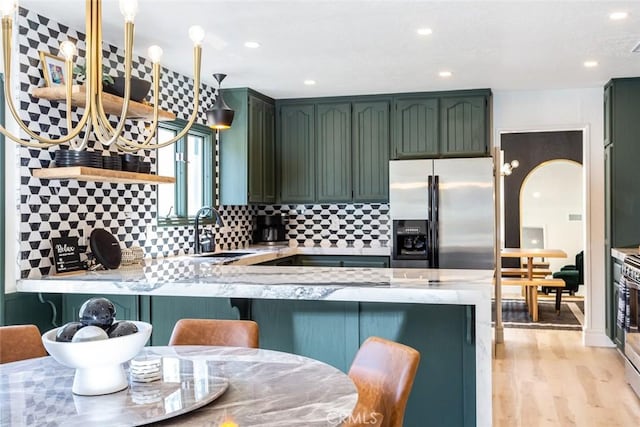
xmin=156 ymin=119 xmax=216 ymax=228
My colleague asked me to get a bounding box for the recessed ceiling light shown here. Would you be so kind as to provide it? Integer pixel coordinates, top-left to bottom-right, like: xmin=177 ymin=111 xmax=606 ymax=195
xmin=304 ymin=80 xmax=316 ymax=86
xmin=244 ymin=41 xmax=260 ymax=48
xmin=583 ymin=60 xmax=598 ymax=68
xmin=417 ymin=28 xmax=433 ymax=36
xmin=439 ymin=71 xmax=452 ymax=78
xmin=610 ymin=11 xmax=629 ymax=20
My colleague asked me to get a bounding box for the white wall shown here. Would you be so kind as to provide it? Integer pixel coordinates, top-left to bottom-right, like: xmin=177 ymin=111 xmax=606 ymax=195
xmin=521 ymin=161 xmax=583 ymax=273
xmin=493 ymin=87 xmax=610 ymax=347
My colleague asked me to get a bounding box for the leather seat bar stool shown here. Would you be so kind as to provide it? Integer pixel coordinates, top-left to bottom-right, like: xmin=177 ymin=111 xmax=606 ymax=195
xmin=168 ymin=319 xmax=259 ymax=348
xmin=345 ymin=336 xmax=420 ymax=427
xmin=0 ymin=324 xmax=48 ymax=364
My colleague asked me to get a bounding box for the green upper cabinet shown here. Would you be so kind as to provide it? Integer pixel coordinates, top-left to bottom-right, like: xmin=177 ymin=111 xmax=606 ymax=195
xmin=440 ymin=96 xmax=488 ymax=157
xmin=316 ymin=102 xmax=352 ymax=202
xmin=278 ymin=103 xmax=316 ymax=203
xmin=391 ymin=90 xmax=491 ymax=159
xmin=352 ymin=100 xmax=390 ymax=202
xmin=392 ymin=97 xmax=439 ymax=159
xmin=248 ymin=96 xmax=276 ymax=203
xmin=219 ymin=88 xmax=275 ymax=205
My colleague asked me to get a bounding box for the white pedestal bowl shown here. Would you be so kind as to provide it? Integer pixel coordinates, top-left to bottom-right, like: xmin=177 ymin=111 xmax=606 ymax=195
xmin=42 ymin=321 xmax=152 ymax=396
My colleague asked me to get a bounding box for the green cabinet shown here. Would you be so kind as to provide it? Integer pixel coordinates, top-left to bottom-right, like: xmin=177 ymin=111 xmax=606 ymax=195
xmin=604 ymin=84 xmax=612 ymax=147
xmin=277 ymin=98 xmax=391 ymax=203
xmin=440 ymin=96 xmax=487 ymax=157
xmin=248 ymin=96 xmax=276 ymax=203
xmin=251 ymin=299 xmax=476 ymax=426
xmin=316 ymin=102 xmax=352 ymax=202
xmin=278 ymin=104 xmax=316 ymax=203
xmin=392 ymin=91 xmax=490 ymax=159
xmin=604 ymin=78 xmax=640 ymax=341
xmin=219 ymin=88 xmax=275 ymax=205
xmin=147 ymin=296 xmax=239 ymax=345
xmin=276 ymin=90 xmax=489 ymax=203
xmin=393 ymin=97 xmax=439 ymax=158
xmin=353 ymin=101 xmax=390 ymax=202
xmin=258 ymin=255 xmax=390 ymax=268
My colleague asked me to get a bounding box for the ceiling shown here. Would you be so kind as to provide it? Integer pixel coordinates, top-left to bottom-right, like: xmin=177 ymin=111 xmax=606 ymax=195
xmin=21 ymin=0 xmax=640 ymax=99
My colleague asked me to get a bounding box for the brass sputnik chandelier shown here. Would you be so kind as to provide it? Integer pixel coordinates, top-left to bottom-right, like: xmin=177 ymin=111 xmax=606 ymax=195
xmin=0 ymin=0 xmax=204 ymax=151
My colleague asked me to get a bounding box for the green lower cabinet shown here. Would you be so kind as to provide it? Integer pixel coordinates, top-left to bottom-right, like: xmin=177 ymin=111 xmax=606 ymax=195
xmin=359 ymin=303 xmax=476 ymax=427
xmin=148 ymin=297 xmax=240 ymax=345
xmin=4 ymin=293 xmax=61 ymax=332
xmin=62 ymin=294 xmax=139 ymax=325
xmin=252 ymin=300 xmax=359 ymax=373
xmin=342 ymin=257 xmax=389 ymax=268
xmin=297 ymin=256 xmax=343 ymax=267
xmin=291 ymin=255 xmax=390 ymax=268
xmin=252 ymin=299 xmax=476 ymax=427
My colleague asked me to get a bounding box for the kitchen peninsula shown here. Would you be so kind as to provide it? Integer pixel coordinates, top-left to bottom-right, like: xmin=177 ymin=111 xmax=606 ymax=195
xmin=17 ymin=253 xmax=492 ymax=427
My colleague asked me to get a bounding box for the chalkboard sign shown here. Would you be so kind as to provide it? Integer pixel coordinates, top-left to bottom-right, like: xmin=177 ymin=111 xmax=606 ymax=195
xmin=51 ymin=236 xmax=84 ymax=274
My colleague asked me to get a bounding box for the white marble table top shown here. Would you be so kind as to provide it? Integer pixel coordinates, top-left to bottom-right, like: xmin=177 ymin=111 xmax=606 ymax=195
xmin=0 ymin=346 xmax=357 ymax=426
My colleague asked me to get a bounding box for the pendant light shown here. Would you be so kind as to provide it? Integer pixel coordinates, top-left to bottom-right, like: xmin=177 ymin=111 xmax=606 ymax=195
xmin=206 ymin=73 xmax=235 ymax=130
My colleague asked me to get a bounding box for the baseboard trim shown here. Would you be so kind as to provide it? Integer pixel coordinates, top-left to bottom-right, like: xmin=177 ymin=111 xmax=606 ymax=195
xmin=583 ymin=329 xmax=616 ymax=347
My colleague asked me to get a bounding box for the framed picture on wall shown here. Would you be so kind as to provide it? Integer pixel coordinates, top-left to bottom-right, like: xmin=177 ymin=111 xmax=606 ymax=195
xmin=39 ymin=51 xmax=68 ymax=87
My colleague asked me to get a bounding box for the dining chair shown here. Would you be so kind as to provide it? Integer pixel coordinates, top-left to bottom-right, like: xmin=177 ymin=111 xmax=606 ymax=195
xmin=168 ymin=318 xmax=259 ymax=348
xmin=345 ymin=336 xmax=420 ymax=427
xmin=0 ymin=324 xmax=48 ymax=364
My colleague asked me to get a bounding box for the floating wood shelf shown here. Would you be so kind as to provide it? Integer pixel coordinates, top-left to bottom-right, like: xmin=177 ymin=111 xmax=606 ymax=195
xmin=31 ymin=85 xmax=176 ymax=121
xmin=33 ymin=166 xmax=175 ymax=185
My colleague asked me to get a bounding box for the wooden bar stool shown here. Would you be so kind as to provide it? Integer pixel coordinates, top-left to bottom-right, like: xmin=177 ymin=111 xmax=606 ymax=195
xmin=168 ymin=319 xmax=259 ymax=348
xmin=0 ymin=324 xmax=47 ymax=364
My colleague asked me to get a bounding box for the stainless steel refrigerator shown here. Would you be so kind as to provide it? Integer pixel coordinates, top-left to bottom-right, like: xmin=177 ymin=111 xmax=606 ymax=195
xmin=389 ymin=158 xmax=495 ymax=269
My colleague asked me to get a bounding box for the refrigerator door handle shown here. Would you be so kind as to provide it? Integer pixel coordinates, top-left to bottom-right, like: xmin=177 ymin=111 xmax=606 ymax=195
xmin=432 ymin=175 xmax=440 ymax=268
xmin=427 ymin=175 xmax=434 ymax=267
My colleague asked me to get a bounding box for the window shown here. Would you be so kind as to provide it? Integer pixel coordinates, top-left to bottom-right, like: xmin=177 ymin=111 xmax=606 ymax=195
xmin=156 ymin=119 xmax=215 ymax=226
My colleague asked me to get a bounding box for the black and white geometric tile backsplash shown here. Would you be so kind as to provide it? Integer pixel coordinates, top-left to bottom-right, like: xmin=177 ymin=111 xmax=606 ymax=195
xmin=257 ymin=204 xmax=390 ymax=248
xmin=15 ymin=8 xmax=390 ymax=279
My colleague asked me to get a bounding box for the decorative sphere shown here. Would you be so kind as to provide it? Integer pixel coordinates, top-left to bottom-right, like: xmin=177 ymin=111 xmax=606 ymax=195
xmin=79 ymin=297 xmax=116 ymax=329
xmin=71 ymin=325 xmax=109 ymax=343
xmin=107 ymin=321 xmax=139 ymax=338
xmin=55 ymin=322 xmax=85 ymax=342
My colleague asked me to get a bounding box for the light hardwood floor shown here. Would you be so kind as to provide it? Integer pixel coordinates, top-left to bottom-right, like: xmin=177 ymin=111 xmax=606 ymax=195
xmin=493 ymin=329 xmax=640 ymax=426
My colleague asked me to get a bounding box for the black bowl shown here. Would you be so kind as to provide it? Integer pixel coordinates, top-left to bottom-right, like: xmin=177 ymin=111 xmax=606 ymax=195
xmin=104 ymin=76 xmax=151 ymax=102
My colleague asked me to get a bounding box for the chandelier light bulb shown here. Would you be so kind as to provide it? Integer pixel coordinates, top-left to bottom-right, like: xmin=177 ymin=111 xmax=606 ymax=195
xmin=510 ymin=159 xmax=519 ymax=168
xmin=147 ymin=45 xmax=163 ymax=64
xmin=59 ymin=41 xmax=77 ymax=61
xmin=0 ymin=0 xmax=16 ymax=17
xmin=119 ymin=0 xmax=138 ymax=23
xmin=188 ymin=25 xmax=205 ymax=45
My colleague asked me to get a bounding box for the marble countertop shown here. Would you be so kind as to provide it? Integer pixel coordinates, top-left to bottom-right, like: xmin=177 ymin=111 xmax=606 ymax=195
xmin=17 ymin=256 xmax=493 ymax=306
xmin=612 ymin=247 xmax=639 ymax=262
xmin=0 ymin=346 xmax=357 ymax=426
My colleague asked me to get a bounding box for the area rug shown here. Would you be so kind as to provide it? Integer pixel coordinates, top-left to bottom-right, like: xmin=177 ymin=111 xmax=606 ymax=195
xmin=491 ymin=298 xmax=584 ymax=330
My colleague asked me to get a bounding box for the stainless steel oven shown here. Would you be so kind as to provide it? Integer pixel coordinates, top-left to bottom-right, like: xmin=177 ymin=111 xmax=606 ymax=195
xmin=621 ymin=254 xmax=640 ymax=397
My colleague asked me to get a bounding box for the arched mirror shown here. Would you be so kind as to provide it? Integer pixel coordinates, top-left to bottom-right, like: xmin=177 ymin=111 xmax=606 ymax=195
xmin=520 ymin=160 xmax=583 ymax=273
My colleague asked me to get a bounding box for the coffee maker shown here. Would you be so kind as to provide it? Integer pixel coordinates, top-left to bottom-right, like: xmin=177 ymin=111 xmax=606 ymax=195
xmin=253 ymin=215 xmax=287 ymax=244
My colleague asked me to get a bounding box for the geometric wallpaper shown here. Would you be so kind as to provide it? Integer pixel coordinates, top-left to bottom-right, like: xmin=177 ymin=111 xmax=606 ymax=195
xmin=15 ymin=8 xmax=390 ymax=279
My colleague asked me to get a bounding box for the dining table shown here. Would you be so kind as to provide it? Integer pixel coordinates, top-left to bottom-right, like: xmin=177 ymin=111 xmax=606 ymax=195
xmin=0 ymin=345 xmax=358 ymax=426
xmin=497 ymin=248 xmax=568 ymax=329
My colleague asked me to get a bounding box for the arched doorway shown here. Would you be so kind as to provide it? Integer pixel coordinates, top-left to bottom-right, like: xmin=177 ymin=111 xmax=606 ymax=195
xmin=520 ymin=160 xmax=584 ymax=280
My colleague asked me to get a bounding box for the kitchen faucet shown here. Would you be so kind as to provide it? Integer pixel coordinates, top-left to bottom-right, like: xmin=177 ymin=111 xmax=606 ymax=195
xmin=194 ymin=206 xmax=225 ymax=254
